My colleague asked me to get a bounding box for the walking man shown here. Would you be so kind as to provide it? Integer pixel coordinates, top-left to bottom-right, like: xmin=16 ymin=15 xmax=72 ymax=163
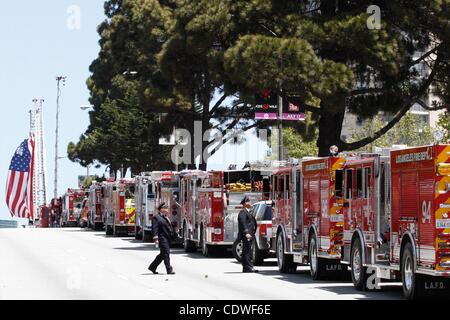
xmin=148 ymin=202 xmax=176 ymax=275
xmin=238 ymin=196 xmax=259 ymax=273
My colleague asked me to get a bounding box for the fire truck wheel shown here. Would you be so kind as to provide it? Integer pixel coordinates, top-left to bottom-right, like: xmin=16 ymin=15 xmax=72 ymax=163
xmin=277 ymin=232 xmax=297 ymax=273
xmin=201 ymin=228 xmax=212 ymax=257
xmin=402 ymin=242 xmax=420 ymax=300
xmin=309 ymin=234 xmax=324 ymax=280
xmin=232 ymin=239 xmax=243 ymax=262
xmin=350 ymin=237 xmax=368 ymax=291
xmin=252 ymin=241 xmax=265 ymax=266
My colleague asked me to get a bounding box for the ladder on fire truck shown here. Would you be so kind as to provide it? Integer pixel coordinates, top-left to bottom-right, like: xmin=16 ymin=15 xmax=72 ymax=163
xmin=29 ymin=99 xmax=48 ymax=223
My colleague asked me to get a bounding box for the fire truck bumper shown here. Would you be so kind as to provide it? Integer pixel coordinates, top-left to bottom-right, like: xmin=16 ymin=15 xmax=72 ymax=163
xmin=418 ymin=268 xmax=450 ymax=278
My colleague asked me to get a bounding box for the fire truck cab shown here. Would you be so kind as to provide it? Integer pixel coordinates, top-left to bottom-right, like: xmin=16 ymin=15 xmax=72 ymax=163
xmin=105 ymin=179 xmax=136 ymax=237
xmin=342 ymin=145 xmax=450 ymax=299
xmin=88 ymin=182 xmax=104 ymax=231
xmin=134 ymin=173 xmax=157 ymax=242
xmin=61 ymin=189 xmax=85 ymax=227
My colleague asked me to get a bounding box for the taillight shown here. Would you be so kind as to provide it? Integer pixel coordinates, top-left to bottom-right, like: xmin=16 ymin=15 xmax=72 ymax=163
xmin=120 ymin=195 xmax=125 ymax=222
xmin=259 ymin=224 xmax=267 ymax=236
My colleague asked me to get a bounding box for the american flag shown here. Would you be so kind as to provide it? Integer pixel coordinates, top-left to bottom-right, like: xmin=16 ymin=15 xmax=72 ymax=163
xmin=5 ymin=135 xmax=35 ymax=220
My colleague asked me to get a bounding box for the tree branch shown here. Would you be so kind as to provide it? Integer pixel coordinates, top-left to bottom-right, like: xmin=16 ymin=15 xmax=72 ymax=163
xmin=414 ymin=99 xmax=447 ymax=111
xmin=209 ymin=93 xmax=228 ymax=116
xmin=342 ymin=55 xmax=442 ymax=150
xmin=208 ymin=121 xmax=258 ymax=157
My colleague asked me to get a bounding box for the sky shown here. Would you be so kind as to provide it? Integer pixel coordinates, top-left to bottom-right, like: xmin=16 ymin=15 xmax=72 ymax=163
xmin=0 ymin=1 xmax=268 ymax=220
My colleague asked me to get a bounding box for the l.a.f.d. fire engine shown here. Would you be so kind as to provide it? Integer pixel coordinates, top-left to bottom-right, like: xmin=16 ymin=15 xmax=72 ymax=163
xmin=267 ymin=156 xmax=347 ymax=278
xmin=87 ymin=181 xmax=105 ymax=231
xmin=153 ymin=171 xmax=182 ymax=244
xmin=61 ymin=189 xmax=86 ymax=227
xmin=341 ymin=144 xmax=450 ymax=299
xmin=134 ymin=173 xmax=156 ymax=242
xmin=180 ymin=168 xmax=269 ymax=257
xmin=104 ymin=179 xmax=136 ymax=237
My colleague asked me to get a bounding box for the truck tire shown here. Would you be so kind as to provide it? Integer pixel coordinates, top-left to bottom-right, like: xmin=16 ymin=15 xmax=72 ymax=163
xmin=402 ymin=242 xmax=421 ymax=300
xmin=252 ymin=241 xmax=265 ymax=266
xmin=201 ymin=228 xmax=212 ymax=257
xmin=351 ymin=236 xmax=368 ymax=291
xmin=106 ymin=224 xmax=113 ymax=236
xmin=183 ymin=226 xmax=196 ymax=253
xmin=277 ymin=232 xmax=297 ymax=273
xmin=309 ymin=233 xmax=325 ymax=280
xmin=232 ymin=239 xmax=243 ymax=262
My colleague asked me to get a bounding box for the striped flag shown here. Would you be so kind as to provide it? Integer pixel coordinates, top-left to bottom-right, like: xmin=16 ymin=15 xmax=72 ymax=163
xmin=5 ymin=135 xmax=35 ymax=220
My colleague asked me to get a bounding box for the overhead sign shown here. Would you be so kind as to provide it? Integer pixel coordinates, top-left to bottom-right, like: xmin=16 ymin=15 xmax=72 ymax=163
xmin=255 ymin=89 xmax=277 ymax=120
xmin=282 ymin=100 xmax=305 ymax=121
xmin=255 ymin=89 xmax=305 ymax=121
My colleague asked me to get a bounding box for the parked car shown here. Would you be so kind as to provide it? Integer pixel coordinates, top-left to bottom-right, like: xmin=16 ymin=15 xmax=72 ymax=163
xmin=232 ymin=200 xmax=273 ymax=265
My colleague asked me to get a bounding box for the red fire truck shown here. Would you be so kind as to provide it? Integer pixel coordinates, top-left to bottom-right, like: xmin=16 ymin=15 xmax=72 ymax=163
xmin=88 ymin=181 xmax=105 ymax=231
xmin=341 ymin=145 xmax=450 ymax=299
xmin=104 ymin=179 xmax=136 ymax=236
xmin=180 ymin=168 xmax=269 ymax=257
xmin=61 ymin=189 xmax=86 ymax=227
xmin=180 ymin=170 xmax=225 ymax=256
xmin=134 ymin=173 xmax=156 ymax=242
xmin=152 ymin=171 xmax=182 ymax=245
xmin=269 ymin=156 xmax=347 ymax=278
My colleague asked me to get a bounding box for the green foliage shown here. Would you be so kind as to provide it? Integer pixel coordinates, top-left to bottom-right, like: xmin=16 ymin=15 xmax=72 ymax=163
xmin=350 ymin=112 xmax=436 ymax=152
xmin=437 ymin=112 xmax=450 ymax=142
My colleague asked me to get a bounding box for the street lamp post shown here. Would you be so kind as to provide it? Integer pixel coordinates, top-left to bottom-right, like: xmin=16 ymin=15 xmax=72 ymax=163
xmin=54 ymin=76 xmax=66 ymax=200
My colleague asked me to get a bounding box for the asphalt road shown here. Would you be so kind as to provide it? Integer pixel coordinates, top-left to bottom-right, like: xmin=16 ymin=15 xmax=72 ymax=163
xmin=0 ymin=228 xmax=403 ymax=300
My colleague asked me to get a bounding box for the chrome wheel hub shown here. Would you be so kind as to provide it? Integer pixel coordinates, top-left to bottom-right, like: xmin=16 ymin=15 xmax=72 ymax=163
xmin=404 ymin=256 xmax=413 ymax=291
xmin=352 ymin=248 xmax=361 ymax=282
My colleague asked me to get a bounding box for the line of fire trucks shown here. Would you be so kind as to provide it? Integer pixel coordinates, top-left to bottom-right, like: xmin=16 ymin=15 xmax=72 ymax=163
xmin=42 ymin=143 xmax=450 ymax=299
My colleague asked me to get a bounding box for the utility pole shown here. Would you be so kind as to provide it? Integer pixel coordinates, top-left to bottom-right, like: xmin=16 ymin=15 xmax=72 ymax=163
xmin=54 ymin=76 xmax=66 ymax=200
xmin=278 ymin=94 xmax=283 ymax=161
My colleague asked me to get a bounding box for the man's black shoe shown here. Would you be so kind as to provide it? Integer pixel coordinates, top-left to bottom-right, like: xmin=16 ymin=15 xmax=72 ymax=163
xmin=148 ymin=266 xmax=159 ymax=274
xmin=167 ymin=267 xmax=176 ymax=275
xmin=243 ymin=269 xmax=259 ymax=273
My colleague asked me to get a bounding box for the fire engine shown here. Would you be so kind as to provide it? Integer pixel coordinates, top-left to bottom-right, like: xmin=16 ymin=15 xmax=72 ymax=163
xmin=61 ymin=189 xmax=86 ymax=227
xmin=180 ymin=168 xmax=269 ymax=257
xmin=104 ymin=179 xmax=136 ymax=236
xmin=268 ymin=156 xmax=347 ymax=278
xmin=87 ymin=181 xmax=105 ymax=231
xmin=134 ymin=173 xmax=157 ymax=242
xmin=152 ymin=171 xmax=182 ymax=245
xmin=341 ymin=144 xmax=450 ymax=299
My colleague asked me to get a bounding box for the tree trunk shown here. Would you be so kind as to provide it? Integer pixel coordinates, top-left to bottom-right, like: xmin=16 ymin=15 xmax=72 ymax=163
xmin=317 ymin=108 xmax=346 ymax=157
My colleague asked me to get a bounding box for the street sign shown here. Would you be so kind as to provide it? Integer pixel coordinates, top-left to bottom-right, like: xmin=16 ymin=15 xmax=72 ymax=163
xmin=255 ymin=89 xmax=278 ymax=120
xmin=255 ymin=89 xmax=305 ymax=121
xmin=282 ymin=100 xmax=305 ymax=121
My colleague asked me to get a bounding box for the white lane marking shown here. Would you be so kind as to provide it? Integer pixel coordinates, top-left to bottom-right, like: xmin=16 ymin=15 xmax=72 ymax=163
xmin=95 ymin=263 xmax=105 ymax=268
xmin=148 ymin=288 xmax=164 ymax=296
xmin=117 ymin=274 xmax=129 ymax=281
xmin=79 ymin=256 xmax=87 ymax=261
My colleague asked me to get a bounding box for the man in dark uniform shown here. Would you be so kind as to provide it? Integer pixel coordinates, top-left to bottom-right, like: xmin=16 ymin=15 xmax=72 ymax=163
xmin=148 ymin=202 xmax=176 ymax=275
xmin=238 ymin=196 xmax=259 ymax=273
